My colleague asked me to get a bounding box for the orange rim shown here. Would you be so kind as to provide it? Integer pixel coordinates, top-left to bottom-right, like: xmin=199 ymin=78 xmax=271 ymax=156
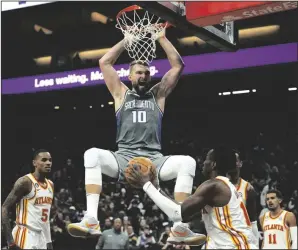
xmin=116 ymin=5 xmax=170 ymax=30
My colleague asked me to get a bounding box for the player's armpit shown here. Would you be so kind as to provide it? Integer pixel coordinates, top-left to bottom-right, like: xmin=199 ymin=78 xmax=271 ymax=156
xmin=154 ymin=65 xmax=184 ymax=99
xmin=246 ymin=184 xmax=258 ymax=222
xmin=180 ymin=181 xmax=215 ymax=222
xmin=1 ymin=176 xmax=31 ymax=245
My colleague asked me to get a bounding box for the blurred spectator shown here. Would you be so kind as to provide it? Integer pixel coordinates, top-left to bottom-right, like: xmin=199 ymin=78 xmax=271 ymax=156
xmin=53 ymin=211 xmax=66 ymax=232
xmin=122 ymin=216 xmax=130 ymax=233
xmin=288 ymin=190 xmax=298 ymax=216
xmin=103 ymin=217 xmax=112 ymax=231
xmin=127 ymin=198 xmax=142 ymax=234
xmin=96 ymin=218 xmax=129 ymax=249
xmin=51 ymin=224 xmax=64 ymax=244
xmin=127 ymin=225 xmax=138 ymax=249
xmin=158 ymin=226 xmax=171 ymax=247
xmin=63 ymin=215 xmax=71 ymax=228
xmin=136 ymin=226 xmax=156 ymax=249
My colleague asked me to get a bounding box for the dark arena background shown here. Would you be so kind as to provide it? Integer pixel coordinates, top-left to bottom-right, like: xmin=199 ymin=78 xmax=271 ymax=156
xmin=1 ymin=2 xmax=298 ymax=250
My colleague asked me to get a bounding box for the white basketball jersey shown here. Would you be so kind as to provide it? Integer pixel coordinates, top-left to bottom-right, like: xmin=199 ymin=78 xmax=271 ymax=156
xmin=202 ymin=176 xmax=256 ymax=249
xmin=16 ymin=174 xmax=53 ymax=232
xmin=236 ymin=178 xmax=249 ymax=206
xmin=262 ymin=210 xmax=291 ymax=249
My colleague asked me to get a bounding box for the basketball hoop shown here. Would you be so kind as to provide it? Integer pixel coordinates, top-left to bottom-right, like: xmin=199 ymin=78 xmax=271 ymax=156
xmin=116 ymin=5 xmax=170 ymax=63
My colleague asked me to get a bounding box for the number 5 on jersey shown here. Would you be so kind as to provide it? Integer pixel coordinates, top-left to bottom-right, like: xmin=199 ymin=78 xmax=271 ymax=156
xmin=132 ymin=111 xmax=147 ymax=123
xmin=41 ymin=208 xmax=49 ymax=222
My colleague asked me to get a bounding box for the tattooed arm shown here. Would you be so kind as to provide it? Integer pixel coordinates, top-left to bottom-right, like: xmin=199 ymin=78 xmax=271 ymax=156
xmin=1 ymin=176 xmax=32 ymax=247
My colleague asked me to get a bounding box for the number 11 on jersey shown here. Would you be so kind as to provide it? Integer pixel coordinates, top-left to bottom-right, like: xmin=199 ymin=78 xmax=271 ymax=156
xmin=132 ymin=111 xmax=147 ymax=123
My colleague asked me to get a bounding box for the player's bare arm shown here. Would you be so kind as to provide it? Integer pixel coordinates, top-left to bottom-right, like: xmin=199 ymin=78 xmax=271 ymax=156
xmin=246 ymin=183 xmax=257 ymax=222
xmin=1 ymin=176 xmax=31 ymax=248
xmin=99 ymin=39 xmax=129 ymax=111
xmin=152 ymin=30 xmax=185 ymax=112
xmin=285 ymin=211 xmax=297 ymax=249
xmin=246 ymin=183 xmax=259 ymax=244
xmin=45 ymin=180 xmax=54 ymax=250
xmin=181 ymin=180 xmax=230 ymax=222
xmin=259 ymin=213 xmax=265 ymax=242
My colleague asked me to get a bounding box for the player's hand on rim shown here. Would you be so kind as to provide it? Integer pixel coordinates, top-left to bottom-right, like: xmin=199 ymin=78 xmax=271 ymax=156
xmin=156 ymin=25 xmax=166 ymax=41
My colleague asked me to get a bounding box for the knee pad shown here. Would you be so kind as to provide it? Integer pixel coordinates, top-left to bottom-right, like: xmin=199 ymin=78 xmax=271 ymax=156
xmin=174 ymin=156 xmax=196 ymax=194
xmin=84 ymin=148 xmax=100 ymax=168
xmin=177 ymin=156 xmax=196 ymax=177
xmin=84 ymin=148 xmax=102 ymax=185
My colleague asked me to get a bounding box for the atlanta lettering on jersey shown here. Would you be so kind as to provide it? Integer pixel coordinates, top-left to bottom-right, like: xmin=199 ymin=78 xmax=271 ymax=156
xmin=124 ymin=100 xmax=155 ymax=111
xmin=263 ymin=224 xmax=284 ymax=232
xmin=34 ymin=196 xmax=53 ymax=205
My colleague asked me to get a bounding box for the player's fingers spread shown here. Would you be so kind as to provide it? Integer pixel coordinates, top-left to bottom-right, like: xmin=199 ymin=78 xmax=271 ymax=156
xmin=150 ymin=166 xmax=157 ymax=175
xmin=129 ymin=168 xmax=139 ymax=177
xmin=126 ymin=177 xmax=141 ymax=188
xmin=132 ymin=164 xmax=140 ymax=171
xmin=126 ymin=175 xmax=137 ymax=183
xmin=126 ymin=177 xmax=136 ymax=184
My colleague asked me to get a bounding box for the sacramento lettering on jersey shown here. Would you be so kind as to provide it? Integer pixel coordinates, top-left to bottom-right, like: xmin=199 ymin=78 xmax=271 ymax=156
xmin=124 ymin=100 xmax=155 ymax=111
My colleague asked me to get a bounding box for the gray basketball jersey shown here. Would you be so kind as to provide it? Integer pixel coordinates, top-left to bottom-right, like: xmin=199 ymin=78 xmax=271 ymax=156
xmin=115 ymin=90 xmax=163 ymax=151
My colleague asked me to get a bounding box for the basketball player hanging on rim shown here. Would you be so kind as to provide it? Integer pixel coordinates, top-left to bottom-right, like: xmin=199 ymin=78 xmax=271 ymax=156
xmin=67 ymin=26 xmax=202 ymax=243
xmin=1 ymin=149 xmax=54 ymax=250
xmin=128 ymin=146 xmax=259 ymax=249
xmin=259 ymin=189 xmax=297 ymax=249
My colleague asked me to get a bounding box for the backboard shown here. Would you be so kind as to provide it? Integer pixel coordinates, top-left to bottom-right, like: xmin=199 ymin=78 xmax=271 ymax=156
xmin=137 ymin=1 xmax=238 ymax=52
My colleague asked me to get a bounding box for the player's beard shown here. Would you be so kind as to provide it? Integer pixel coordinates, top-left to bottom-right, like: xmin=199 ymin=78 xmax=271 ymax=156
xmin=267 ymin=204 xmax=278 ymax=211
xmin=133 ymin=81 xmax=149 ymax=95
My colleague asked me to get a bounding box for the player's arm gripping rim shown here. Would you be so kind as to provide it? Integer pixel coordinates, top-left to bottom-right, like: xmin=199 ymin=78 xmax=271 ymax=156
xmin=245 ymin=183 xmax=259 ymax=245
xmin=285 ymin=211 xmax=297 ymax=249
xmin=1 ymin=176 xmax=32 ymax=249
xmin=99 ymin=39 xmax=129 ymax=111
xmin=152 ymin=29 xmax=185 ymax=110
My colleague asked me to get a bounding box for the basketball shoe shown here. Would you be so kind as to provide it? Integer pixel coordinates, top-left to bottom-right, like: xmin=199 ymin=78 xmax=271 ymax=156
xmin=167 ymin=222 xmax=206 ymax=246
xmin=67 ymin=215 xmax=101 ymax=238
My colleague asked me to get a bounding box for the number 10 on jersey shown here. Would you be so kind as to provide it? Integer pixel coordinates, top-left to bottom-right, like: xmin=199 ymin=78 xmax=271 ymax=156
xmin=132 ymin=111 xmax=147 ymax=123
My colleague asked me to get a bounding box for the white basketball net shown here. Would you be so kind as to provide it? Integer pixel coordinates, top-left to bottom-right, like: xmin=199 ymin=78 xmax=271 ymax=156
xmin=116 ymin=7 xmax=167 ymax=63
